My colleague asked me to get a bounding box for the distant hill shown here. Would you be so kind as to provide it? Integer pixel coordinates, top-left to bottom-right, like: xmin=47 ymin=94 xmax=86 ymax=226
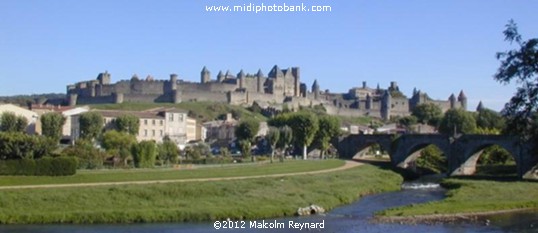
xmin=0 ymin=93 xmax=67 ymax=107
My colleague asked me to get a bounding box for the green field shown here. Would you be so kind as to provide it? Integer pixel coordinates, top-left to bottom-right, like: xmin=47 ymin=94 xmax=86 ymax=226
xmin=0 ymin=164 xmax=402 ymax=224
xmin=87 ymin=101 xmax=267 ymax=122
xmin=0 ymin=160 xmax=343 ymax=187
xmin=378 ymin=178 xmax=538 ymax=217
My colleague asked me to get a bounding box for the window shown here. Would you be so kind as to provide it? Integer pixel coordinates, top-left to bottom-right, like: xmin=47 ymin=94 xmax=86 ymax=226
xmin=152 ymin=119 xmax=156 ymax=125
xmin=160 ymin=120 xmax=163 ymax=126
xmin=144 ymin=130 xmax=148 ymax=136
xmin=152 ymin=130 xmax=155 ymax=136
xmin=160 ymin=130 xmax=163 ymax=136
xmin=178 ymin=114 xmax=183 ymax=122
xmin=169 ymin=114 xmax=174 ymax=122
xmin=144 ymin=119 xmax=148 ymax=125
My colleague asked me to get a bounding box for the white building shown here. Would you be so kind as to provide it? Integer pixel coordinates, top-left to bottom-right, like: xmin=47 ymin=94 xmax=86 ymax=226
xmin=0 ymin=103 xmax=39 ymax=134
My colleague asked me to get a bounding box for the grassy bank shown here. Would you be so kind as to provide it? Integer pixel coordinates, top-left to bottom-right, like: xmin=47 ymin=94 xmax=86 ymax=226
xmin=0 ymin=160 xmax=343 ymax=187
xmin=378 ymin=178 xmax=538 ymax=218
xmin=0 ymin=164 xmax=402 ymax=224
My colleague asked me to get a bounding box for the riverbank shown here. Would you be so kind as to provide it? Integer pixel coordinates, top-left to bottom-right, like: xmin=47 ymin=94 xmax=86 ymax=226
xmin=376 ymin=178 xmax=538 ymax=224
xmin=0 ymin=163 xmax=402 ymax=224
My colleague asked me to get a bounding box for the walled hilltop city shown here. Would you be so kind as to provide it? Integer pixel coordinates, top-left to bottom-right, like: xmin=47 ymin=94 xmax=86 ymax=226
xmin=67 ymin=65 xmax=469 ymax=120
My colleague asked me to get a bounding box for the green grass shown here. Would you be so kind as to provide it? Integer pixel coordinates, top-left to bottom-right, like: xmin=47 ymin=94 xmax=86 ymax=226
xmin=378 ymin=178 xmax=538 ymax=217
xmin=0 ymin=164 xmax=402 ymax=224
xmin=0 ymin=160 xmax=343 ymax=187
xmin=87 ymin=101 xmax=267 ymax=122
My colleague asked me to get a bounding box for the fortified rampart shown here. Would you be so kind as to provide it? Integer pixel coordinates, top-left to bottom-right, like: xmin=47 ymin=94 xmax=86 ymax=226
xmin=67 ymin=65 xmax=470 ymax=120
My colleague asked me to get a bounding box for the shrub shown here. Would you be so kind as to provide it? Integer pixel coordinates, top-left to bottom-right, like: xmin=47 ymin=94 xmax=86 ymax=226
xmin=0 ymin=157 xmax=77 ymax=176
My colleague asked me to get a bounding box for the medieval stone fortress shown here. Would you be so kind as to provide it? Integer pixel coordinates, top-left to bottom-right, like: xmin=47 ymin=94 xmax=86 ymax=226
xmin=67 ymin=65 xmax=468 ymax=120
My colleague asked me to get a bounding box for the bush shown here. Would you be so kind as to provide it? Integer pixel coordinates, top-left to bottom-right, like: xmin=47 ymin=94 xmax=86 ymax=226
xmin=0 ymin=157 xmax=77 ymax=176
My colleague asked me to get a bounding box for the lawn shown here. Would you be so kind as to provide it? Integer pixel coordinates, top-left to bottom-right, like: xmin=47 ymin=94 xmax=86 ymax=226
xmin=0 ymin=164 xmax=403 ymax=224
xmin=0 ymin=160 xmax=343 ymax=187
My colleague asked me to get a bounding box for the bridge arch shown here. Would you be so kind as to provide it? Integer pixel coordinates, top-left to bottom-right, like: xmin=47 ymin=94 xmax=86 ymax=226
xmin=336 ymin=134 xmax=393 ymax=160
xmin=391 ymin=134 xmax=451 ymax=169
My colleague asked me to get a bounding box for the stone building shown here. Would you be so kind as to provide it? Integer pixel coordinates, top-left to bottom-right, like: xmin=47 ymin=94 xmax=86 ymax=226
xmin=71 ymin=108 xmax=202 ymax=147
xmin=66 ymin=65 xmax=469 ymax=120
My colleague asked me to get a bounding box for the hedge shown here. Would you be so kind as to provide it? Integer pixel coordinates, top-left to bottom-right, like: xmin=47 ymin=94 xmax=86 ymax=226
xmin=0 ymin=157 xmax=77 ymax=176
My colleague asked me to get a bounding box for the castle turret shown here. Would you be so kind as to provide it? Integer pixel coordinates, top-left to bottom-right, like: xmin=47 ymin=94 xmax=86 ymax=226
xmin=225 ymin=70 xmax=233 ymax=79
xmin=237 ymin=70 xmax=245 ymax=89
xmin=458 ymin=90 xmax=467 ymax=110
xmin=292 ymin=67 xmax=300 ymax=97
xmin=169 ymin=74 xmax=178 ymax=90
xmin=201 ymin=66 xmax=211 ymax=83
xmin=97 ymin=71 xmax=111 ymax=85
xmin=68 ymin=93 xmax=78 ymax=106
xmin=312 ymin=79 xmax=320 ymax=100
xmin=217 ymin=70 xmax=225 ymax=82
xmin=362 ymin=81 xmax=367 ymax=89
xmin=449 ymin=93 xmax=456 ymax=109
xmin=269 ymin=65 xmax=284 ymax=78
xmin=381 ymin=90 xmax=392 ymax=120
xmin=173 ymin=89 xmax=182 ymax=104
xmin=476 ymin=101 xmax=484 ymax=112
xmin=366 ymin=93 xmax=372 ymax=110
xmin=256 ymin=69 xmax=264 ymax=93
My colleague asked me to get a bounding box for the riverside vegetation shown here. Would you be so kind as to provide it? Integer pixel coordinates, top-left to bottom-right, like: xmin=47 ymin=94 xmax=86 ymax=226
xmin=0 ymin=163 xmax=403 ymax=224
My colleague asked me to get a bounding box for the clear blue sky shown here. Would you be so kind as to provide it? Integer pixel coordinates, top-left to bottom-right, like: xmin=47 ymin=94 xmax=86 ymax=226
xmin=1 ymin=0 xmax=537 ymax=111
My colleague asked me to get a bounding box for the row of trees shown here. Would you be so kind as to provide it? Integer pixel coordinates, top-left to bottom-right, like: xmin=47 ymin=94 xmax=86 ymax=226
xmin=398 ymin=103 xmax=506 ymax=135
xmin=233 ymin=111 xmax=341 ymax=162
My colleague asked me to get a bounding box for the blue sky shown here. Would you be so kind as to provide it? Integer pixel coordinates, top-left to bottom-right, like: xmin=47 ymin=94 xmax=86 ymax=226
xmin=1 ymin=1 xmax=537 ymax=111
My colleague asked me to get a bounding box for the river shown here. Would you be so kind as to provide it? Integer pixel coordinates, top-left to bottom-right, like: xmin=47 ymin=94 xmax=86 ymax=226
xmin=0 ymin=183 xmax=536 ymax=233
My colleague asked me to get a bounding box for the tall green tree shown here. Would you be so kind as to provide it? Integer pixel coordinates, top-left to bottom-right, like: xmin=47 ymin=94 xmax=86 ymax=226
xmin=494 ymin=19 xmax=538 ymax=142
xmin=131 ymin=140 xmax=157 ymax=168
xmin=277 ymin=125 xmax=293 ymax=162
xmin=411 ymin=103 xmax=443 ymax=126
xmin=475 ymin=108 xmax=505 ymax=131
xmin=438 ymin=108 xmax=477 ymax=135
xmin=158 ymin=138 xmax=179 ymax=165
xmin=288 ymin=111 xmax=319 ymax=160
xmin=0 ymin=112 xmax=28 ymax=133
xmin=79 ymin=112 xmax=103 ymax=140
xmin=40 ymin=112 xmax=66 ymax=142
xmin=314 ymin=115 xmax=341 ymax=159
xmin=114 ymin=114 xmax=140 ymax=135
xmin=265 ymin=126 xmax=280 ymax=163
xmin=0 ymin=132 xmax=55 ymax=160
xmin=101 ymin=130 xmax=136 ymax=167
xmin=235 ymin=118 xmax=260 ymax=159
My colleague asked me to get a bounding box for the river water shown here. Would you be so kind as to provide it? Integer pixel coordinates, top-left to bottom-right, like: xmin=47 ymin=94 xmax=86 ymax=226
xmin=0 ymin=184 xmax=536 ymax=233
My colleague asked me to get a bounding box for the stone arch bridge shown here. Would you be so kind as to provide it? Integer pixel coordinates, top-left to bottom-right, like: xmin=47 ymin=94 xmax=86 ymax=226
xmin=336 ymin=134 xmax=537 ymax=179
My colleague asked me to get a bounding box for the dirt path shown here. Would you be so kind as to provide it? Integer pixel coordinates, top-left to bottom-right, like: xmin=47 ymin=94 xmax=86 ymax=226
xmin=0 ymin=160 xmax=362 ymax=190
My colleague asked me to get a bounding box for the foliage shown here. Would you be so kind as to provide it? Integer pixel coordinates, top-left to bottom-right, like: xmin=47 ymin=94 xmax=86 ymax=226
xmin=114 ymin=114 xmax=140 ymax=135
xmin=61 ymin=139 xmax=106 ymax=169
xmin=0 ymin=132 xmax=55 ymax=160
xmin=0 ymin=157 xmax=77 ymax=176
xmin=0 ymin=112 xmax=28 ymax=133
xmin=184 ymin=143 xmax=210 ymax=161
xmin=411 ymin=103 xmax=443 ymax=126
xmin=478 ymin=145 xmax=513 ymax=165
xmin=40 ymin=112 xmax=66 ymax=142
xmin=494 ymin=19 xmax=538 ymax=142
xmin=131 ymin=140 xmax=157 ymax=168
xmin=398 ymin=115 xmax=418 ymax=128
xmin=313 ymin=115 xmax=341 ymax=158
xmin=234 ymin=118 xmax=260 ymax=143
xmin=158 ymin=139 xmax=179 ymax=165
xmin=288 ymin=111 xmax=319 ymax=159
xmin=79 ymin=112 xmax=103 ymax=140
xmin=265 ymin=126 xmax=280 ymax=163
xmin=277 ymin=126 xmax=293 ymax=161
xmin=475 ymin=108 xmax=505 ymax=131
xmin=438 ymin=108 xmax=477 ymax=135
xmin=238 ymin=140 xmax=252 ymax=159
xmin=416 ymin=145 xmax=447 ymax=174
xmin=101 ymin=130 xmax=137 ymax=166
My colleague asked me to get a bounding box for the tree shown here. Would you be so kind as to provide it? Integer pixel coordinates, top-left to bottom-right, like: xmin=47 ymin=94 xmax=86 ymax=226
xmin=0 ymin=132 xmax=55 ymax=160
xmin=62 ymin=139 xmax=106 ymax=169
xmin=158 ymin=138 xmax=179 ymax=165
xmin=40 ymin=112 xmax=66 ymax=142
xmin=277 ymin=125 xmax=293 ymax=162
xmin=101 ymin=130 xmax=136 ymax=167
xmin=494 ymin=19 xmax=538 ymax=142
xmin=0 ymin=112 xmax=28 ymax=133
xmin=79 ymin=112 xmax=103 ymax=140
xmin=131 ymin=140 xmax=157 ymax=168
xmin=438 ymin=108 xmax=477 ymax=135
xmin=411 ymin=103 xmax=443 ymax=126
xmin=235 ymin=119 xmax=260 ymax=159
xmin=265 ymin=126 xmax=280 ymax=163
xmin=288 ymin=111 xmax=319 ymax=160
xmin=475 ymin=108 xmax=505 ymax=131
xmin=114 ymin=114 xmax=140 ymax=135
xmin=314 ymin=115 xmax=341 ymax=159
